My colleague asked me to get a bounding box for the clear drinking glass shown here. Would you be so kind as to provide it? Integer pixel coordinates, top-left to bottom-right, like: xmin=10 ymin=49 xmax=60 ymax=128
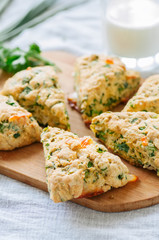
xmin=101 ymin=0 xmax=159 ymax=70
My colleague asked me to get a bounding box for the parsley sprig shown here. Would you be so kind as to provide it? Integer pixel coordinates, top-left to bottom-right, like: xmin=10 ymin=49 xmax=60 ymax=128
xmin=0 ymin=43 xmax=61 ymax=74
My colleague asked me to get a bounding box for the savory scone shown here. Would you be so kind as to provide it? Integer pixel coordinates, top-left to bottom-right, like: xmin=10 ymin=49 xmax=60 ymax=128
xmin=69 ymin=54 xmax=140 ymax=124
xmin=124 ymin=75 xmax=159 ymax=113
xmin=1 ymin=66 xmax=70 ymax=130
xmin=0 ymin=95 xmax=41 ymax=150
xmin=91 ymin=111 xmax=159 ymax=176
xmin=41 ymin=127 xmax=137 ymax=203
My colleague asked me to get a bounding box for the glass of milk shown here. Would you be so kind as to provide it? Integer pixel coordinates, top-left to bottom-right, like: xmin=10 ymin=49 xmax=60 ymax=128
xmin=102 ymin=0 xmax=159 ymax=70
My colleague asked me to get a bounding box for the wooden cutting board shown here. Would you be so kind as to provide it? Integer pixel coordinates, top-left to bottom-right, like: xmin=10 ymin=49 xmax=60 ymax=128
xmin=0 ymin=51 xmax=159 ymax=212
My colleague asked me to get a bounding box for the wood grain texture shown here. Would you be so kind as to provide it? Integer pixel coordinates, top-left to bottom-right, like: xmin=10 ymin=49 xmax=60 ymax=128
xmin=0 ymin=51 xmax=159 ymax=212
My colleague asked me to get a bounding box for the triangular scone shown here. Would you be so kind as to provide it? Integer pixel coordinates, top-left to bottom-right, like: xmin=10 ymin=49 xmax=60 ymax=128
xmin=124 ymin=75 xmax=159 ymax=113
xmin=1 ymin=66 xmax=70 ymax=130
xmin=91 ymin=111 xmax=159 ymax=176
xmin=41 ymin=127 xmax=136 ymax=203
xmin=0 ymin=95 xmax=41 ymax=150
xmin=69 ymin=54 xmax=140 ymax=124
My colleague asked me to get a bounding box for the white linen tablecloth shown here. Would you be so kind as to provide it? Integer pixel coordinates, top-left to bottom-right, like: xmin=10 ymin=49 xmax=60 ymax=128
xmin=0 ymin=0 xmax=159 ymax=239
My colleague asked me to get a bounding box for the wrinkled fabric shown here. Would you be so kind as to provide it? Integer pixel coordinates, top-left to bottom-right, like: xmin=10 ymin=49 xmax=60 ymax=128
xmin=0 ymin=0 xmax=159 ymax=239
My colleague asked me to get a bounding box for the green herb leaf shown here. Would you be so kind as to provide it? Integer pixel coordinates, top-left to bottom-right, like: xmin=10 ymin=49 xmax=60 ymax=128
xmin=97 ymin=147 xmax=106 ymax=153
xmin=147 ymin=141 xmax=157 ymax=157
xmin=87 ymin=161 xmax=94 ymax=168
xmin=6 ymin=99 xmax=16 ymax=106
xmin=116 ymin=142 xmax=129 ymax=153
xmin=130 ymin=118 xmax=138 ymax=124
xmin=22 ymin=77 xmax=30 ymax=84
xmin=101 ymin=167 xmax=107 ymax=171
xmin=95 ymin=131 xmax=105 ymax=142
xmin=0 ymin=43 xmax=61 ymax=73
xmin=13 ymin=132 xmax=20 ymax=138
xmin=139 ymin=126 xmax=146 ymax=130
xmin=104 ymin=97 xmax=117 ymax=107
xmin=22 ymin=86 xmax=32 ymax=94
xmin=0 ymin=123 xmax=5 ymax=133
xmin=118 ymin=173 xmax=124 ymax=180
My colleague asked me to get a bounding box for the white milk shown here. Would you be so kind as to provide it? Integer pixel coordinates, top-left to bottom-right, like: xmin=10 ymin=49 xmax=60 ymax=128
xmin=105 ymin=0 xmax=159 ymax=58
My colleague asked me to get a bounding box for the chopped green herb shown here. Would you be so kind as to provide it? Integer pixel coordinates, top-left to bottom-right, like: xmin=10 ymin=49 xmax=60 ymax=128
xmin=22 ymin=86 xmax=32 ymax=94
xmin=93 ymin=121 xmax=100 ymax=125
xmin=84 ymin=169 xmax=90 ymax=182
xmin=47 ymin=93 xmax=51 ymax=99
xmin=96 ymin=131 xmax=105 ymax=142
xmin=116 ymin=142 xmax=129 ymax=153
xmin=87 ymin=161 xmax=94 ymax=168
xmin=0 ymin=123 xmax=5 ymax=133
xmin=107 ymin=129 xmax=114 ymax=134
xmin=35 ymin=102 xmax=44 ymax=109
xmin=137 ymin=159 xmax=143 ymax=166
xmin=97 ymin=147 xmax=106 ymax=153
xmin=104 ymin=76 xmax=109 ymax=82
xmin=139 ymin=126 xmax=146 ymax=130
xmin=147 ymin=142 xmax=157 ymax=157
xmin=86 ymin=108 xmax=103 ymax=117
xmin=117 ymin=82 xmax=128 ymax=93
xmin=129 ymin=102 xmax=135 ymax=109
xmin=85 ymin=169 xmax=90 ymax=178
xmin=35 ymin=83 xmax=40 ymax=88
xmin=130 ymin=118 xmax=138 ymax=124
xmin=104 ymin=97 xmax=117 ymax=107
xmin=118 ymin=86 xmax=124 ymax=93
xmin=118 ymin=173 xmax=124 ymax=180
xmin=45 ymin=162 xmax=56 ymax=170
xmin=22 ymin=78 xmax=30 ymax=84
xmin=6 ymin=97 xmax=16 ymax=106
xmin=124 ymin=82 xmax=128 ymax=88
xmin=93 ymin=171 xmax=99 ymax=183
xmin=13 ymin=132 xmax=20 ymax=138
xmin=30 ymin=117 xmax=34 ymax=122
xmin=101 ymin=167 xmax=107 ymax=171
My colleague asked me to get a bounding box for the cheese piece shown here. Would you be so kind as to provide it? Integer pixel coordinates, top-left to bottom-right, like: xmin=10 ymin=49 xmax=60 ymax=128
xmin=1 ymin=66 xmax=70 ymax=130
xmin=0 ymin=95 xmax=41 ymax=150
xmin=71 ymin=54 xmax=140 ymax=124
xmin=124 ymin=75 xmax=159 ymax=113
xmin=91 ymin=111 xmax=159 ymax=176
xmin=41 ymin=127 xmax=136 ymax=203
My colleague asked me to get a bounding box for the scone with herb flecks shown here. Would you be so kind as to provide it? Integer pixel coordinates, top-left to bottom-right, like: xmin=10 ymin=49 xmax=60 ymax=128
xmin=1 ymin=66 xmax=70 ymax=130
xmin=0 ymin=95 xmax=41 ymax=150
xmin=41 ymin=127 xmax=137 ymax=203
xmin=124 ymin=75 xmax=159 ymax=113
xmin=68 ymin=54 xmax=140 ymax=124
xmin=91 ymin=111 xmax=159 ymax=176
